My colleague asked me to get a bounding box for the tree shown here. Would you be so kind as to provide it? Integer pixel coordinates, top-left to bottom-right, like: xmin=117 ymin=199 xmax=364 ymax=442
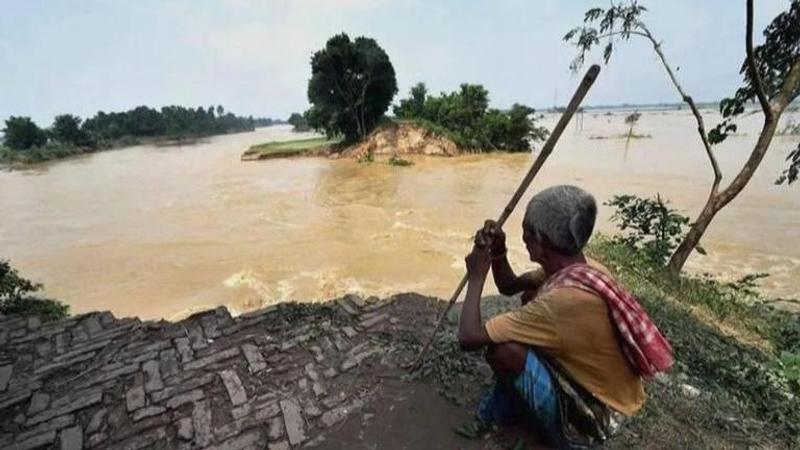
xmin=306 ymin=33 xmax=398 ymax=142
xmin=287 ymin=113 xmax=310 ymax=132
xmin=0 ymin=259 xmax=68 ymax=320
xmin=393 ymin=82 xmax=428 ymax=119
xmin=565 ymin=0 xmax=800 ymax=275
xmin=51 ymin=114 xmax=88 ymax=146
xmin=2 ymin=116 xmax=47 ymax=150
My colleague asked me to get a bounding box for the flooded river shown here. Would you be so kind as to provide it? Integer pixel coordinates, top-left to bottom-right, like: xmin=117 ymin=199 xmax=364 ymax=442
xmin=1 ymin=109 xmax=798 ymax=320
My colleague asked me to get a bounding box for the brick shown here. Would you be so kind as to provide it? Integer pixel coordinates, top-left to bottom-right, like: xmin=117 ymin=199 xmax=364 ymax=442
xmin=14 ymin=414 xmax=75 ymax=444
xmin=126 ymin=383 xmax=145 ymax=412
xmin=231 ymin=399 xmax=280 ymax=421
xmin=28 ymin=316 xmax=42 ymax=330
xmin=323 ymin=367 xmax=338 ymax=379
xmin=342 ymin=326 xmax=358 ymax=338
xmin=0 ymin=390 xmax=34 ymax=411
xmin=176 ymin=417 xmax=193 ymax=440
xmin=205 ymin=429 xmax=263 ymax=450
xmin=55 ymin=333 xmax=68 ymax=354
xmin=279 ymin=399 xmax=306 ymax=446
xmin=27 ymin=391 xmax=102 ymax=426
xmin=182 ymin=347 xmax=239 ymax=371
xmin=200 ymin=315 xmax=221 ymax=339
xmin=219 ymin=369 xmax=247 ymax=406
xmin=312 ymin=381 xmax=327 ymax=398
xmin=0 ymin=364 xmax=12 ymax=391
xmin=241 ymin=343 xmax=267 ymax=373
xmin=268 ymin=441 xmax=290 ymax=450
xmin=188 ymin=325 xmax=206 ymax=349
xmin=26 ymin=392 xmax=49 ymax=416
xmin=191 ymin=400 xmax=212 ymax=447
xmin=174 ymin=337 xmax=193 ymax=363
xmin=9 ymin=430 xmax=56 ymax=450
xmin=111 ymin=426 xmax=166 ymax=450
xmin=267 ymin=416 xmax=285 ymax=440
xmin=83 ymin=315 xmax=103 ymax=335
xmin=165 ymin=388 xmax=204 ymax=409
xmin=86 ymin=408 xmax=107 ymax=434
xmin=150 ymin=373 xmax=215 ymax=403
xmin=359 ymin=312 xmax=388 ymax=329
xmin=320 ymin=399 xmax=364 ymax=428
xmin=34 ymin=351 xmax=96 ymax=375
xmin=59 ymin=425 xmax=83 ymax=450
xmin=86 ymin=432 xmax=106 ymax=449
xmin=142 ymin=360 xmax=163 ymax=392
xmin=336 ymin=299 xmax=358 ymax=315
xmin=159 ymin=349 xmax=179 ymax=378
xmin=132 ymin=406 xmax=166 ymax=421
xmin=341 ymin=347 xmax=381 ymax=372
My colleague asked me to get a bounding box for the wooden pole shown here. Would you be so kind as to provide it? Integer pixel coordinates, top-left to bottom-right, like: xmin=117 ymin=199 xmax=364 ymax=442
xmin=409 ymin=65 xmax=601 ymax=371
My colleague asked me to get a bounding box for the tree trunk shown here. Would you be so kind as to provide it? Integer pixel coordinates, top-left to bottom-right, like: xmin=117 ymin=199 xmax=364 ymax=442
xmin=667 ymin=114 xmax=781 ymax=275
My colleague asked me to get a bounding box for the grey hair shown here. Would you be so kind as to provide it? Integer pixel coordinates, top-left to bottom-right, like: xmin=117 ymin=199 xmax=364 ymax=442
xmin=523 ymin=185 xmax=597 ymax=256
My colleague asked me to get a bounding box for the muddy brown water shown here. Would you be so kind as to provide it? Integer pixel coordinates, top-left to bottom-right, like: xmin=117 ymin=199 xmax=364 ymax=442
xmin=1 ymin=110 xmax=798 ymax=320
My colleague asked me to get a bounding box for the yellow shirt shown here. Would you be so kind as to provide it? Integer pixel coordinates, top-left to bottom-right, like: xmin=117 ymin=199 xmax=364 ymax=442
xmin=485 ymin=263 xmax=646 ymax=416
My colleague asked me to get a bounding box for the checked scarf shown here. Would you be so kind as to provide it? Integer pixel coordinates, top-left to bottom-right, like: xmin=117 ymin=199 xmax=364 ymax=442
xmin=542 ymin=263 xmax=674 ymax=379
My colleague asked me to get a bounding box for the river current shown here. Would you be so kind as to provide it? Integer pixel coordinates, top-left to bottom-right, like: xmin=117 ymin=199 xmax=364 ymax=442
xmin=1 ymin=109 xmax=798 ymax=319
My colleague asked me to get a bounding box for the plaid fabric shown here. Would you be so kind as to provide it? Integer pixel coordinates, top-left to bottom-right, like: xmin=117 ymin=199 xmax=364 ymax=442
xmin=477 ymin=350 xmax=561 ymax=443
xmin=541 ymin=263 xmax=674 ymax=379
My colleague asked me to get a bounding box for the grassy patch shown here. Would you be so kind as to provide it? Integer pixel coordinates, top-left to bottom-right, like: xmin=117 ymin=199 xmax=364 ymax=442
xmin=243 ymin=137 xmax=340 ymax=161
xmin=0 ymin=143 xmax=93 ymax=165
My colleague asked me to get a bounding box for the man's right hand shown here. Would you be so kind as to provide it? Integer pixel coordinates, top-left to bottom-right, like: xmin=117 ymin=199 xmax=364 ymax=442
xmin=474 ymin=220 xmax=506 ymax=257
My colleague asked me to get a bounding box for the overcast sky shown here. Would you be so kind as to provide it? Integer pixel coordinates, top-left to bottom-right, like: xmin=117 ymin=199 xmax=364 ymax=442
xmin=0 ymin=0 xmax=790 ymax=125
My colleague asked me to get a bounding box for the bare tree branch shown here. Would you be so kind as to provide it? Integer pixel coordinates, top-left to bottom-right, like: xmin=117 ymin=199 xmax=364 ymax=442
xmin=630 ymin=25 xmax=723 ymax=192
xmin=746 ymin=0 xmax=773 ymax=117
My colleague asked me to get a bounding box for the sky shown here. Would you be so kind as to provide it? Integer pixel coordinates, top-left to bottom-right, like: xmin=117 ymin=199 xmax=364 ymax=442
xmin=0 ymin=0 xmax=790 ymax=125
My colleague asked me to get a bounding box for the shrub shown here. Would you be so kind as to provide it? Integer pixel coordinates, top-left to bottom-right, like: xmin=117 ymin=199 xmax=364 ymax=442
xmin=0 ymin=260 xmax=68 ymax=321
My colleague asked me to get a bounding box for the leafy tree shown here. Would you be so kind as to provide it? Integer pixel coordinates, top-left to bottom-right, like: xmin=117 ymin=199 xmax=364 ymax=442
xmin=606 ymin=194 xmax=694 ymax=265
xmin=306 ymin=33 xmax=398 ymax=142
xmin=51 ymin=114 xmax=94 ymax=147
xmin=287 ymin=112 xmax=310 ymax=132
xmin=565 ymin=0 xmax=800 ymax=275
xmin=393 ymin=82 xmax=428 ymax=119
xmin=2 ymin=116 xmax=47 ymax=150
xmin=394 ymin=83 xmax=547 ymax=151
xmin=0 ymin=259 xmax=68 ymax=320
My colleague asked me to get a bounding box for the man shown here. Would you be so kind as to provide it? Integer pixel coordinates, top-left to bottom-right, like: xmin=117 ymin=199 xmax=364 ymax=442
xmin=457 ymin=185 xmax=672 ymax=448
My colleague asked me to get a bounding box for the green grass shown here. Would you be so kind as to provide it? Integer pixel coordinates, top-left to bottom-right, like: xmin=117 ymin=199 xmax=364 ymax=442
xmin=0 ymin=143 xmax=95 ymax=165
xmin=243 ymin=136 xmax=340 ymax=160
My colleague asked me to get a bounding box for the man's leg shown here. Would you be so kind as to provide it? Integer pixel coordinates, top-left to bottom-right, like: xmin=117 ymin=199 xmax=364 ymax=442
xmin=479 ymin=343 xmax=562 ymax=446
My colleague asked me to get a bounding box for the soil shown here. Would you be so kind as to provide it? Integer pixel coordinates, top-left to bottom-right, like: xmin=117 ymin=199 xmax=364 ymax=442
xmin=340 ymin=121 xmax=460 ymax=160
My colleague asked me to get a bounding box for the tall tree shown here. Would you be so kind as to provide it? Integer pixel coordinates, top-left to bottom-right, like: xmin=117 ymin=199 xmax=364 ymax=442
xmin=2 ymin=116 xmax=47 ymax=150
xmin=306 ymin=33 xmax=398 ymax=142
xmin=51 ymin=114 xmax=90 ymax=146
xmin=565 ymin=0 xmax=800 ymax=275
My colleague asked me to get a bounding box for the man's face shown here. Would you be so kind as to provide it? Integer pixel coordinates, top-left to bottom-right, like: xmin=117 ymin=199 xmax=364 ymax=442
xmin=522 ymin=228 xmax=544 ymax=263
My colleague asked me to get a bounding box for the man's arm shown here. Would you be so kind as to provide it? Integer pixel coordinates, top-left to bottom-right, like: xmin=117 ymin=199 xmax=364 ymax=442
xmin=457 ymin=246 xmax=494 ymax=351
xmin=476 ymin=220 xmax=543 ymax=296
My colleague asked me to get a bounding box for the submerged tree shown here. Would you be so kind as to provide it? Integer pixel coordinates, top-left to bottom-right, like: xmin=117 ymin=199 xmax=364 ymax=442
xmin=565 ymin=0 xmax=800 ymax=274
xmin=306 ymin=33 xmax=398 ymax=142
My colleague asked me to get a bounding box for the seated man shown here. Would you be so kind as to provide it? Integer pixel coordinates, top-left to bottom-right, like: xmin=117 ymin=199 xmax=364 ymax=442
xmin=457 ymin=185 xmax=673 ymax=448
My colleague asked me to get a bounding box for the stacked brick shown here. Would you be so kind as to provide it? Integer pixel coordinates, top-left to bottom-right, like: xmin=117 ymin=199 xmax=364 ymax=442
xmin=0 ymin=294 xmax=428 ymax=449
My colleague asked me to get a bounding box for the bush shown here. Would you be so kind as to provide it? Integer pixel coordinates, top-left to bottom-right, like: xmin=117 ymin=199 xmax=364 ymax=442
xmin=393 ymin=83 xmax=547 ymax=151
xmin=605 ymin=194 xmax=694 ymax=265
xmin=0 ymin=260 xmax=68 ymax=321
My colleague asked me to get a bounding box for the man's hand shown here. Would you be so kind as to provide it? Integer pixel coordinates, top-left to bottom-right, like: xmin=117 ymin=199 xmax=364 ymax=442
xmin=474 ymin=220 xmax=506 ymax=257
xmin=465 ymin=245 xmax=491 ymax=279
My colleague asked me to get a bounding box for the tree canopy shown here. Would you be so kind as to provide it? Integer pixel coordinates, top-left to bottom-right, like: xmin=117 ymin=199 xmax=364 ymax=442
xmin=306 ymin=33 xmax=398 ymax=142
xmin=2 ymin=116 xmax=47 ymax=150
xmin=393 ymin=82 xmax=548 ymax=151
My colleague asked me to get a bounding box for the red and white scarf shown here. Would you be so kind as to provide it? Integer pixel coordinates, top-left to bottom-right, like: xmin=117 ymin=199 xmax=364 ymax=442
xmin=542 ymin=263 xmax=674 ymax=379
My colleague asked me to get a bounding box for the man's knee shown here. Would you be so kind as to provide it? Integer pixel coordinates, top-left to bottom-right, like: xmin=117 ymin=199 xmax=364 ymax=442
xmin=485 ymin=342 xmax=527 ymax=375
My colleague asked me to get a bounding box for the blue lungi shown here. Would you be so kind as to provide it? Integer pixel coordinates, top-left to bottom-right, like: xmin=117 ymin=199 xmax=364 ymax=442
xmin=477 ymin=349 xmax=561 ymax=444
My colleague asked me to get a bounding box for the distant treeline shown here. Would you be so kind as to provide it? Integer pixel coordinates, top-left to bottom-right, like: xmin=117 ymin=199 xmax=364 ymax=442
xmin=1 ymin=105 xmax=284 ymax=164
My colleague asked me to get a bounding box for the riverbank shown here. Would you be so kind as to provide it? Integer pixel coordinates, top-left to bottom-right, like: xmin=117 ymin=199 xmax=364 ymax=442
xmin=1 ymin=240 xmax=797 ymax=449
xmin=1 ymin=131 xmax=247 ymax=168
xmin=0 ymin=240 xmax=800 ymax=449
